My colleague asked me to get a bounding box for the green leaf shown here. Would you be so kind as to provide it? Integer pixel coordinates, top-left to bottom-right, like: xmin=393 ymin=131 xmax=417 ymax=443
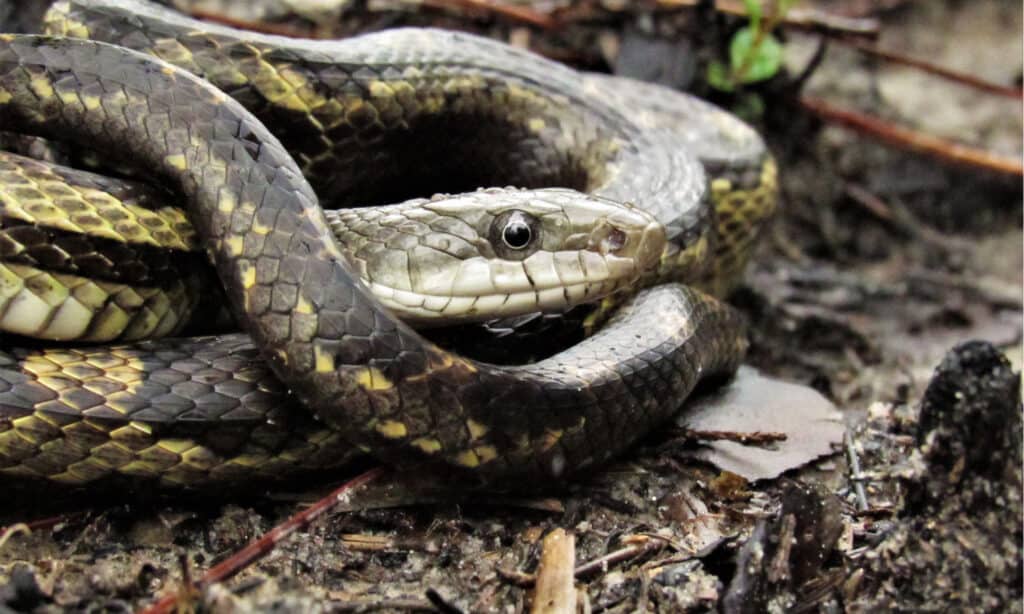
xmin=706 ymin=60 xmax=735 ymax=92
xmin=729 ymin=27 xmax=783 ymax=84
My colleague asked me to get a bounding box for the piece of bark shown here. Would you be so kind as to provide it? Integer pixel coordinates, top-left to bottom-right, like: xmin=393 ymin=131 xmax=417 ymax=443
xmin=532 ymin=529 xmax=577 ymax=614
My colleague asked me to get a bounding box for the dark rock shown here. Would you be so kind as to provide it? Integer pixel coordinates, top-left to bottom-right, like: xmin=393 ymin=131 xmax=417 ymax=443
xmin=912 ymin=340 xmax=1022 ymax=511
xmin=855 ymin=341 xmax=1023 ymax=611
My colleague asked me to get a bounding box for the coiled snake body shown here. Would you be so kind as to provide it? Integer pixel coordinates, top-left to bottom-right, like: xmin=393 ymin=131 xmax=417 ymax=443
xmin=0 ymin=0 xmax=776 ymax=487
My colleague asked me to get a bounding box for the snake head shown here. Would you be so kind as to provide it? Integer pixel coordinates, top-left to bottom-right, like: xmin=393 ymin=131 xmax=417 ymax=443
xmin=328 ymin=187 xmax=666 ymax=325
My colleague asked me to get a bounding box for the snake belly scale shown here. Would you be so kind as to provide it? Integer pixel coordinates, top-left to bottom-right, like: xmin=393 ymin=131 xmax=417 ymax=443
xmin=0 ymin=0 xmax=775 ymax=487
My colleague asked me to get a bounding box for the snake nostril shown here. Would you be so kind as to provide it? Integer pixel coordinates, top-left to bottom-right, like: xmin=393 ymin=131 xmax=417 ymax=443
xmin=601 ymin=228 xmax=627 ymax=254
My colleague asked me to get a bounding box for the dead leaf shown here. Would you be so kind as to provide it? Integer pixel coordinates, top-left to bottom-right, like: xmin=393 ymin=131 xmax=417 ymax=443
xmin=677 ymin=367 xmax=845 ymax=481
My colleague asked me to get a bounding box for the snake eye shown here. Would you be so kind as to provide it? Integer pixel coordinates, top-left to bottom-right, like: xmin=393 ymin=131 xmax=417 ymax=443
xmin=490 ymin=210 xmax=540 ymax=260
xmin=502 ymin=219 xmax=532 ymax=249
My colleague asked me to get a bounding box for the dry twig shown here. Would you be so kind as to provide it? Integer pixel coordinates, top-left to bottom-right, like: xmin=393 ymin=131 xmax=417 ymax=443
xmin=679 ymin=428 xmax=789 ymax=446
xmin=185 ymin=8 xmax=320 ymax=36
xmin=532 ymin=529 xmax=577 ymax=613
xmin=574 ymin=534 xmax=667 ymax=579
xmin=0 ymin=523 xmax=29 ymax=551
xmin=841 ymin=38 xmax=1023 ymax=99
xmin=799 ymin=95 xmax=1024 ymax=178
xmin=496 ymin=567 xmax=537 ymax=588
xmin=425 ymin=0 xmax=556 ymax=28
xmin=766 ymin=513 xmax=796 ymax=584
xmin=140 ymin=467 xmax=386 ymax=614
xmin=655 ymin=0 xmax=879 ymax=38
xmin=0 ymin=510 xmax=89 ymax=552
xmin=845 ymin=432 xmax=870 ymax=512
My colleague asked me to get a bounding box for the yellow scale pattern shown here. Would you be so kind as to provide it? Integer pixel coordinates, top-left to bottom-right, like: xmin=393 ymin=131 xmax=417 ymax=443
xmin=0 ymin=152 xmax=196 ymax=250
xmin=0 ymin=346 xmax=356 ymax=486
xmin=0 ymin=153 xmax=202 ymax=340
xmin=0 ymin=262 xmax=198 ymax=342
xmin=702 ymin=158 xmax=779 ymax=297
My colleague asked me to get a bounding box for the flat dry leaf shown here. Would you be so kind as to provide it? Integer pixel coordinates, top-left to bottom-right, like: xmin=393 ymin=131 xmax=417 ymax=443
xmin=677 ymin=367 xmax=846 ymax=481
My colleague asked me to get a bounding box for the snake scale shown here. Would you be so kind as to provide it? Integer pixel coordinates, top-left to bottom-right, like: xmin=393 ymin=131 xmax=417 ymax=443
xmin=0 ymin=0 xmax=776 ymax=488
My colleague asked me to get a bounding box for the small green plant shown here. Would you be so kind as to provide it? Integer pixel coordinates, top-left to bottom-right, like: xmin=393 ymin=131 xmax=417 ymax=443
xmin=707 ymin=0 xmax=795 ymax=92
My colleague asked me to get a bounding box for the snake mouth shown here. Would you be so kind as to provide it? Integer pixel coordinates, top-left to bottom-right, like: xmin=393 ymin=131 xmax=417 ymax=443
xmin=369 ymin=276 xmax=639 ymax=325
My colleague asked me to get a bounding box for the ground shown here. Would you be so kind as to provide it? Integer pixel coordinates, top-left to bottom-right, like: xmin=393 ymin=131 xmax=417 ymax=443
xmin=0 ymin=1 xmax=1021 ymax=612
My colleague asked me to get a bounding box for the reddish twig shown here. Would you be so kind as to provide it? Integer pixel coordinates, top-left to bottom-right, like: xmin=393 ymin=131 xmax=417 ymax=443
xmin=140 ymin=467 xmax=386 ymax=614
xmin=1 ymin=510 xmax=87 ymax=534
xmin=426 ymin=0 xmax=878 ymax=38
xmin=655 ymin=0 xmax=880 ymax=38
xmin=186 ymin=8 xmax=321 ymax=37
xmin=844 ymin=184 xmax=971 ymax=252
xmin=843 ymin=184 xmax=895 ymax=222
xmin=0 ymin=510 xmax=90 ymax=550
xmin=799 ymin=95 xmax=1024 ymax=178
xmin=423 ymin=0 xmax=557 ymax=29
xmin=842 ymin=38 xmax=1023 ymax=99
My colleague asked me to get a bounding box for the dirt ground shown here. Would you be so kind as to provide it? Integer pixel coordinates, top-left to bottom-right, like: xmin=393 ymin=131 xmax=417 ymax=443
xmin=1 ymin=1 xmax=1021 ymax=612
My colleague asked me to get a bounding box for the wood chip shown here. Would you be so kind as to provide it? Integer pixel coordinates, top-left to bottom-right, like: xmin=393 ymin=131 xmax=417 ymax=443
xmin=531 ymin=529 xmax=576 ymax=614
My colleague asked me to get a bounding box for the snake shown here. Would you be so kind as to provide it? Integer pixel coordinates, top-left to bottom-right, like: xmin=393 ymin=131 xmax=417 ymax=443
xmin=0 ymin=0 xmax=777 ymax=488
xmin=0 ymin=149 xmax=664 ymax=339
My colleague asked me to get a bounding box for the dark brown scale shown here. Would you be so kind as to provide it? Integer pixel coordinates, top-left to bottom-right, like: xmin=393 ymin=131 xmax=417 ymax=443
xmin=0 ymin=335 xmax=356 ymax=486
